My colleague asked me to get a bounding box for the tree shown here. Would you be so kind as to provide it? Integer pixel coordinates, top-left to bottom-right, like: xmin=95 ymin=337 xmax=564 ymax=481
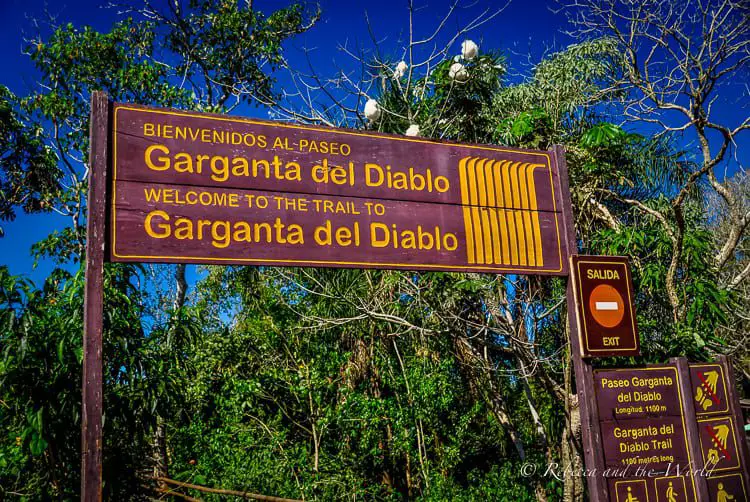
xmin=1 ymin=1 xmax=318 ymax=498
xmin=0 ymin=86 xmax=58 ymax=237
xmin=242 ymin=2 xmax=734 ymax=499
xmin=560 ymin=0 xmax=750 ymax=330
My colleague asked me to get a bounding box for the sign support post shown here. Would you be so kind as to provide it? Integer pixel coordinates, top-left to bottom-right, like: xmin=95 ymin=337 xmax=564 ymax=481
xmin=553 ymin=145 xmax=608 ymax=502
xmin=82 ymin=91 xmax=109 ymax=502
xmin=673 ymin=357 xmax=711 ymax=500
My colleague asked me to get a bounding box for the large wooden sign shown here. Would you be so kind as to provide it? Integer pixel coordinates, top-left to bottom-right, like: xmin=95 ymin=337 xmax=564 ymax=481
xmin=83 ymin=95 xmax=750 ymax=502
xmin=570 ymin=255 xmax=640 ymax=357
xmin=109 ymin=103 xmax=569 ymax=274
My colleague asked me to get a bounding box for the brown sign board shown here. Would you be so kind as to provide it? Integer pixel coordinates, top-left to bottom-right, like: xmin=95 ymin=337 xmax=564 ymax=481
xmin=690 ymin=363 xmax=730 ymax=418
xmin=595 ymin=358 xmax=750 ymax=502
xmin=594 ymin=366 xmax=682 ymax=421
xmin=592 ymin=358 xmax=750 ymax=502
xmin=595 ymin=364 xmax=697 ymax=499
xmin=83 ymin=95 xmax=603 ymax=502
xmin=570 ymin=255 xmax=640 ymax=357
xmin=109 ymin=103 xmax=569 ymax=274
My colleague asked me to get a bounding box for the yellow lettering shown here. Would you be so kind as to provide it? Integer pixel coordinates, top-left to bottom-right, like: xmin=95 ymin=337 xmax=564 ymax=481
xmin=174 ymin=218 xmax=193 ymax=239
xmin=145 ymin=144 xmax=170 ymax=171
xmin=173 ymin=153 xmax=193 ymax=173
xmin=210 ymin=156 xmax=229 ymax=182
xmin=366 ymin=163 xmax=384 ymax=187
xmin=370 ymin=222 xmax=389 ymax=247
xmin=144 ymin=210 xmax=171 ymax=238
xmin=211 ymin=221 xmax=231 ymax=248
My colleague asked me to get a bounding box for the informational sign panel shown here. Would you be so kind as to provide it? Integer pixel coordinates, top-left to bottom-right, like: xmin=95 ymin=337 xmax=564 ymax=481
xmin=599 ymin=417 xmax=690 ymax=469
xmin=595 ymin=366 xmax=683 ymax=421
xmin=698 ymin=416 xmax=742 ymax=473
xmin=595 ymin=366 xmax=692 ymax=471
xmin=609 ymin=478 xmax=649 ymax=502
xmin=706 ymin=474 xmax=748 ymax=502
xmin=594 ymin=364 xmax=701 ymax=501
xmin=594 ymin=359 xmax=750 ymax=502
xmin=570 ymin=255 xmax=640 ymax=357
xmin=109 ymin=103 xmax=569 ymax=274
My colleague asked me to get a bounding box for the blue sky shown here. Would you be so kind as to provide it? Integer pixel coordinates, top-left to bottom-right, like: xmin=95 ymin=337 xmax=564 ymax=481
xmin=0 ymin=0 xmax=747 ymax=284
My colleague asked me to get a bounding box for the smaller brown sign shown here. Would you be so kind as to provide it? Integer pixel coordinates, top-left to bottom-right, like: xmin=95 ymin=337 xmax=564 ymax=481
xmin=600 ymin=417 xmax=690 ymax=471
xmin=595 ymin=366 xmax=682 ymax=421
xmin=689 ymin=363 xmax=730 ymax=417
xmin=706 ymin=473 xmax=748 ymax=502
xmin=570 ymin=255 xmax=640 ymax=357
xmin=698 ymin=416 xmax=742 ymax=474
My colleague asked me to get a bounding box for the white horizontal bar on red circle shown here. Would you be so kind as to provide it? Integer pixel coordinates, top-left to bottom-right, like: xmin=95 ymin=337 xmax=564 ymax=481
xmin=595 ymin=301 xmax=619 ymax=311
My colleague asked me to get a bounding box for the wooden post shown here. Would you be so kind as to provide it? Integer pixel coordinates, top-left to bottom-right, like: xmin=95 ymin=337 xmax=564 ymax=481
xmin=672 ymin=357 xmax=711 ymax=500
xmin=82 ymin=91 xmax=109 ymax=502
xmin=552 ymin=145 xmax=609 ymax=502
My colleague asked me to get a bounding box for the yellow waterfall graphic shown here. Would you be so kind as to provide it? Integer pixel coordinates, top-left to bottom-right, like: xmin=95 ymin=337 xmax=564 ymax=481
xmin=458 ymin=157 xmax=545 ymax=266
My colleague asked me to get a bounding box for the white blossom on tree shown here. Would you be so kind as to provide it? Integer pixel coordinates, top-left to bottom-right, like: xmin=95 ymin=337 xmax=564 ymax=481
xmin=461 ymin=39 xmax=479 ymax=60
xmin=448 ymin=62 xmax=469 ymax=82
xmin=405 ymin=124 xmax=420 ymax=136
xmin=363 ymin=98 xmax=381 ymax=121
xmin=394 ymin=61 xmax=408 ymax=78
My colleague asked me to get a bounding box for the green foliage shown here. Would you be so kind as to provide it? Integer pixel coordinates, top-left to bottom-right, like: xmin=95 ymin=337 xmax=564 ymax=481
xmin=159 ymin=267 xmax=555 ymax=500
xmin=368 ymin=52 xmax=505 ymax=143
xmin=159 ymin=1 xmax=317 ymax=110
xmin=495 ymin=108 xmax=553 ymax=148
xmin=0 ymin=86 xmax=59 ymax=236
xmin=493 ymin=37 xmax=623 ymax=123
